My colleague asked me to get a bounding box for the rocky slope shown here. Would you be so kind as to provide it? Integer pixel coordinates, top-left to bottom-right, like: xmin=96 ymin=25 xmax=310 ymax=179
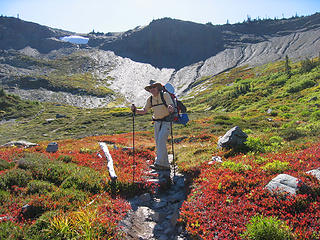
xmin=1 ymin=14 xmax=320 ymax=107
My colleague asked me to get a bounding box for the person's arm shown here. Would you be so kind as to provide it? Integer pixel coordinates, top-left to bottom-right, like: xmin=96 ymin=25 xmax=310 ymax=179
xmin=131 ymin=97 xmax=151 ymax=115
xmin=131 ymin=104 xmax=147 ymax=115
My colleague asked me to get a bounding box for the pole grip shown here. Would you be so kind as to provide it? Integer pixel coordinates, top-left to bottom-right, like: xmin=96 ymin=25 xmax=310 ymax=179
xmin=131 ymin=104 xmax=136 ymax=116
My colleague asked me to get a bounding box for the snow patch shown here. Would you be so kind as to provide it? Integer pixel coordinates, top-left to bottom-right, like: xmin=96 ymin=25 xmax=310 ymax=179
xmin=60 ymin=35 xmax=89 ymax=44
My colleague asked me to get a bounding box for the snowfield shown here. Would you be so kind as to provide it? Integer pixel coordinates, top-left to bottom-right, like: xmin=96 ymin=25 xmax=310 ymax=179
xmin=60 ymin=35 xmax=89 ymax=44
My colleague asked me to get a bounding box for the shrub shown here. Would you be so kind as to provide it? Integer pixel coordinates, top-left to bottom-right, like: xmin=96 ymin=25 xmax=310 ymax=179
xmin=253 ymin=156 xmax=268 ymax=165
xmin=0 ymin=189 xmax=10 ymax=203
xmin=79 ymin=148 xmax=95 ymax=154
xmin=61 ymin=167 xmax=104 ymax=194
xmin=301 ymin=122 xmax=320 ymax=137
xmin=50 ymin=188 xmax=88 ymax=206
xmin=18 ymin=153 xmax=78 ymax=185
xmin=0 ymin=220 xmax=25 ymax=240
xmin=221 ymin=160 xmax=252 ymax=173
xmin=245 ymin=136 xmax=266 ymax=153
xmin=280 ymin=126 xmax=306 ymax=141
xmin=269 ymin=75 xmax=287 ymax=86
xmin=242 ymin=214 xmax=294 ymax=240
xmin=0 ymin=88 xmax=5 ymax=97
xmin=286 ymin=79 xmax=316 ymax=93
xmin=214 ymin=115 xmax=234 ymax=125
xmin=268 ymin=136 xmax=284 ymax=145
xmin=0 ymin=168 xmax=32 ymax=189
xmin=57 ymin=155 xmax=73 ymax=163
xmin=26 ymin=211 xmax=59 ymax=240
xmin=261 ymin=160 xmax=290 ymax=174
xmin=0 ymin=159 xmax=15 ymax=171
xmin=300 ymin=58 xmax=316 ymax=73
xmin=27 ymin=180 xmax=56 ymax=194
xmin=310 ymin=110 xmax=320 ymax=121
xmin=300 ymin=110 xmax=311 ymax=118
xmin=264 ymin=136 xmax=284 ymax=152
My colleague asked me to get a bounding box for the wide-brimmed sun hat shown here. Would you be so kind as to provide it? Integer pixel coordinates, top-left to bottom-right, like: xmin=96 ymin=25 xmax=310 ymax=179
xmin=144 ymin=80 xmax=163 ymax=92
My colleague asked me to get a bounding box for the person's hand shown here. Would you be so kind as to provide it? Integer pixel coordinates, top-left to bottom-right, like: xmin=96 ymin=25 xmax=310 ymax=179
xmin=168 ymin=105 xmax=174 ymax=113
xmin=131 ymin=104 xmax=136 ymax=113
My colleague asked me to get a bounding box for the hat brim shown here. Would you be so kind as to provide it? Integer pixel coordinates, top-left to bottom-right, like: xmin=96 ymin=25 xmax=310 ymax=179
xmin=145 ymin=83 xmax=163 ymax=92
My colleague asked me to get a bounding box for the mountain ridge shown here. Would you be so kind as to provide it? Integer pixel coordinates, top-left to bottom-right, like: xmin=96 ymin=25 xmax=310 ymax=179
xmin=1 ymin=13 xmax=320 ymax=107
xmin=92 ymin=13 xmax=320 ymax=69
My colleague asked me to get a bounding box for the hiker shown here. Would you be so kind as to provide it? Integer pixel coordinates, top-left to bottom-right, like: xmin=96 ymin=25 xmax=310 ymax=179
xmin=131 ymin=81 xmax=174 ymax=170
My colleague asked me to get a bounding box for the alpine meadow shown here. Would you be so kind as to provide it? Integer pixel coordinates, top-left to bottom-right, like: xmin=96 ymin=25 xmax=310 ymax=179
xmin=0 ymin=12 xmax=320 ymax=240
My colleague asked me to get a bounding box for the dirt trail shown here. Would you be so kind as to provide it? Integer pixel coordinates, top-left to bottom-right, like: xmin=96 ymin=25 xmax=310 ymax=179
xmin=119 ymin=155 xmax=191 ymax=240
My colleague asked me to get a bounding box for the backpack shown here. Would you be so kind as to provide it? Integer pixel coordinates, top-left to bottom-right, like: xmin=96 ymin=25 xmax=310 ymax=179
xmin=150 ymin=83 xmax=189 ymax=125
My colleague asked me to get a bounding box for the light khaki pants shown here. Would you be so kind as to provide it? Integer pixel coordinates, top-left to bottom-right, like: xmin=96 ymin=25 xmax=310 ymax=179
xmin=154 ymin=121 xmax=171 ymax=168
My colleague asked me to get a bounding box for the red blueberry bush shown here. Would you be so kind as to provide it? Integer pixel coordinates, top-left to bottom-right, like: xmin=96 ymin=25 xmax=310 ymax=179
xmin=180 ymin=142 xmax=320 ymax=239
xmin=0 ymin=134 xmax=156 ymax=239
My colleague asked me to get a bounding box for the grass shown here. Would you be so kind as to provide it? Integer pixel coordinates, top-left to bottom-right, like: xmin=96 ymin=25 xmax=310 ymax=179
xmin=3 ymin=51 xmax=116 ymax=97
xmin=0 ymin=56 xmax=320 ymax=239
xmin=0 ymin=89 xmax=42 ymax=120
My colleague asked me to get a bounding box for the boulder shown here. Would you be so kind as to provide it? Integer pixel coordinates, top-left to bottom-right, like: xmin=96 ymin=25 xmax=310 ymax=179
xmin=217 ymin=126 xmax=248 ymax=149
xmin=265 ymin=174 xmax=305 ymax=195
xmin=138 ymin=193 xmax=151 ymax=203
xmin=56 ymin=113 xmax=66 ymax=118
xmin=46 ymin=142 xmax=58 ymax=153
xmin=209 ymin=156 xmax=223 ymax=164
xmin=306 ymin=168 xmax=320 ymax=181
xmin=19 ymin=204 xmax=44 ymax=220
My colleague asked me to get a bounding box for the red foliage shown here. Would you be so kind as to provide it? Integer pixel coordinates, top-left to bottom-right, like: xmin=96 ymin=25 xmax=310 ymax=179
xmin=180 ymin=143 xmax=320 ymax=239
xmin=0 ymin=133 xmax=156 ymax=235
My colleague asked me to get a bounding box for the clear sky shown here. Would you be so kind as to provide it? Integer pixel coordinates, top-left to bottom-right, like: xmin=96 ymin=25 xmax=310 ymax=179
xmin=1 ymin=0 xmax=319 ymax=34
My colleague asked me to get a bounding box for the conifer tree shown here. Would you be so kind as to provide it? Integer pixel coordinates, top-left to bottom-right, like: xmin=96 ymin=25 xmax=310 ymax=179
xmin=285 ymin=55 xmax=291 ymax=78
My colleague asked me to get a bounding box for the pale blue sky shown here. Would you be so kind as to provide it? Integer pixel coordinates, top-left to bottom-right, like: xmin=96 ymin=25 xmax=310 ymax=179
xmin=1 ymin=0 xmax=319 ymax=33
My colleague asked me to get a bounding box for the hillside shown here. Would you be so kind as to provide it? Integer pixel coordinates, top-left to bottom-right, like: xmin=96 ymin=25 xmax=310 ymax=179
xmin=0 ymin=16 xmax=74 ymax=53
xmin=1 ymin=57 xmax=319 ymax=145
xmin=0 ymin=57 xmax=319 ymax=240
xmin=1 ymin=14 xmax=320 ymax=107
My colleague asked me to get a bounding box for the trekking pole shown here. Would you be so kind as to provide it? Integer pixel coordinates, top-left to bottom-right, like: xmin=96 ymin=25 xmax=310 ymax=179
xmin=132 ymin=104 xmax=136 ymax=183
xmin=170 ymin=122 xmax=176 ymax=177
